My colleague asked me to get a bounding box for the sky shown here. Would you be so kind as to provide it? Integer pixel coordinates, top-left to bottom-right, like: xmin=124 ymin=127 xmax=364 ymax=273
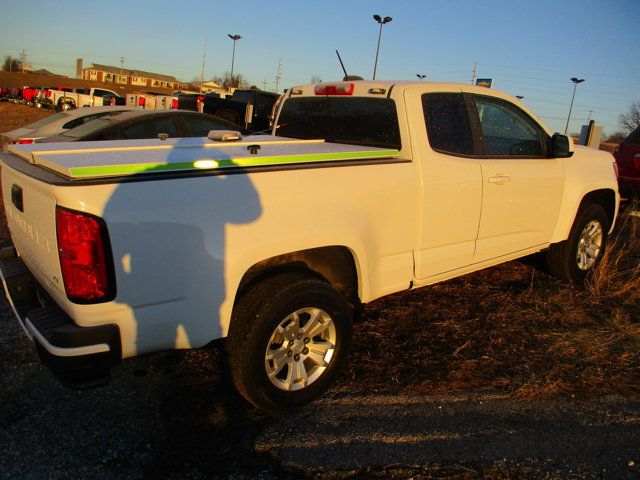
xmin=1 ymin=0 xmax=639 ymax=136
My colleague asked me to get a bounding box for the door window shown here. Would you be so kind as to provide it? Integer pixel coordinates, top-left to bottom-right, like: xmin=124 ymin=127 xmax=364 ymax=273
xmin=473 ymin=96 xmax=545 ymax=156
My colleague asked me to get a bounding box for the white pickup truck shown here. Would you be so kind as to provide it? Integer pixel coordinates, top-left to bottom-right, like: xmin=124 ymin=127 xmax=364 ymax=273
xmin=49 ymin=87 xmax=122 ymax=111
xmin=0 ymin=81 xmax=619 ymax=411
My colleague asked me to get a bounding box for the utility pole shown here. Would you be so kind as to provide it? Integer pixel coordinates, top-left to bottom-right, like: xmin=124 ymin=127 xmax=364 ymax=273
xmin=587 ymin=110 xmax=594 ymax=123
xmin=470 ymin=63 xmax=477 ymax=85
xmin=200 ymin=36 xmax=207 ymax=92
xmin=274 ymin=58 xmax=282 ymax=94
xmin=119 ymin=56 xmax=125 ymax=75
xmin=261 ymin=79 xmax=268 ymax=91
xmin=20 ymin=50 xmax=27 ymax=73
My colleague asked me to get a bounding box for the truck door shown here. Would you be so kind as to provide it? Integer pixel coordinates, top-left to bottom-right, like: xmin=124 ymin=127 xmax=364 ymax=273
xmin=404 ymin=87 xmax=483 ymax=279
xmin=469 ymin=94 xmax=563 ymax=262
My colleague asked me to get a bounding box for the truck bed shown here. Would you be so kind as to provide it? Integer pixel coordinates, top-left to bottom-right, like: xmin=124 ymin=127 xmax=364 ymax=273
xmin=7 ymin=136 xmax=400 ymax=180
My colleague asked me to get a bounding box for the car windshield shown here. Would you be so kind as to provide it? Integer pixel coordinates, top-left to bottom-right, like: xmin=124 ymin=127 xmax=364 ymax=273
xmin=61 ymin=118 xmax=113 ymax=138
xmin=23 ymin=112 xmax=70 ymax=129
xmin=275 ymin=97 xmax=401 ymax=149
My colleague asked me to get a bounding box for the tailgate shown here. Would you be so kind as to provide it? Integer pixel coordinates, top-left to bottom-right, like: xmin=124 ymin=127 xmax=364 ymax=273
xmin=1 ymin=156 xmax=63 ymax=298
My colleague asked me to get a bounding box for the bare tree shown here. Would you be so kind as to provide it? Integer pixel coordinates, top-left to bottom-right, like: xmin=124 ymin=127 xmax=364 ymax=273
xmin=2 ymin=55 xmax=22 ymax=72
xmin=211 ymin=72 xmax=248 ymax=90
xmin=605 ymin=131 xmax=626 ymax=144
xmin=619 ymin=100 xmax=640 ymax=133
xmin=310 ymin=75 xmax=322 ymax=84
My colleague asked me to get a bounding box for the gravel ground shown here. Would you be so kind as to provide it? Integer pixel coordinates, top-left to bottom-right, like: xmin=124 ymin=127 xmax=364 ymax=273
xmin=1 ymin=299 xmax=639 ymax=480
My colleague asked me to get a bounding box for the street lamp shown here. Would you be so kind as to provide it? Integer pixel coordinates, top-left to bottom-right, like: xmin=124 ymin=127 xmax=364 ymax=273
xmin=372 ymin=14 xmax=392 ymax=80
xmin=227 ymin=34 xmax=242 ymax=87
xmin=564 ymin=77 xmax=585 ymax=134
xmin=416 ymin=74 xmax=426 ymax=81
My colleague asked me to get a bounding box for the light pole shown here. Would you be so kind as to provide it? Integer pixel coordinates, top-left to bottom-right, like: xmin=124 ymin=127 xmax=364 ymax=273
xmin=228 ymin=34 xmax=242 ymax=87
xmin=564 ymin=77 xmax=585 ymax=135
xmin=372 ymin=15 xmax=392 ymax=80
xmin=416 ymin=74 xmax=426 ymax=81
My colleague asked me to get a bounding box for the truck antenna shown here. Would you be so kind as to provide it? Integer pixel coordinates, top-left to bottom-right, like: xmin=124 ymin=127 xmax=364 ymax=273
xmin=336 ymin=50 xmax=349 ymax=79
xmin=336 ymin=50 xmax=363 ymax=82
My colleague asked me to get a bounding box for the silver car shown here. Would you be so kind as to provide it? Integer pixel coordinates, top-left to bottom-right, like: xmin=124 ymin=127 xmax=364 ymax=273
xmin=1 ymin=106 xmax=133 ymax=147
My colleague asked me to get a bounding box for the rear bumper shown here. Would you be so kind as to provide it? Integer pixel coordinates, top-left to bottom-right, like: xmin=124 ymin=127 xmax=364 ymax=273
xmin=0 ymin=247 xmax=121 ymax=388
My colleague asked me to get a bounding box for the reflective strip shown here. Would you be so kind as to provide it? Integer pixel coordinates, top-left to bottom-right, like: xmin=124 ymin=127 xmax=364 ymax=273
xmin=67 ymin=149 xmax=400 ymax=178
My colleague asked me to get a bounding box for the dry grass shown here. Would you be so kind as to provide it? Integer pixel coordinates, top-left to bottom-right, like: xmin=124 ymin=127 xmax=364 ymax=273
xmin=0 ymin=102 xmax=638 ymax=401
xmin=340 ymin=206 xmax=640 ymax=399
xmin=0 ymin=102 xmax=54 ymax=136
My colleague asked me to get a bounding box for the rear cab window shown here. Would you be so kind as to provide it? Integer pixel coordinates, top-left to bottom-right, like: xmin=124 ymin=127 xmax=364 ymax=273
xmin=422 ymin=93 xmax=474 ymax=155
xmin=275 ymin=97 xmax=401 ymax=150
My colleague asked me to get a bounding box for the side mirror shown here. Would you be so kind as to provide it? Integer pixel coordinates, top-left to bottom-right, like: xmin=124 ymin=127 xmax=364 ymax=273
xmin=550 ymin=133 xmax=574 ymax=158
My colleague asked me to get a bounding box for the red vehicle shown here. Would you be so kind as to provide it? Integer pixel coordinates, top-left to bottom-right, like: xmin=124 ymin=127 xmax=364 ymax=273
xmin=20 ymin=86 xmax=41 ymax=105
xmin=613 ymin=126 xmax=640 ymax=196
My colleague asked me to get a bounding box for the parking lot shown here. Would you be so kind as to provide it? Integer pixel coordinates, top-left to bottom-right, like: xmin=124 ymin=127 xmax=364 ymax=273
xmin=0 ymin=102 xmax=639 ymax=479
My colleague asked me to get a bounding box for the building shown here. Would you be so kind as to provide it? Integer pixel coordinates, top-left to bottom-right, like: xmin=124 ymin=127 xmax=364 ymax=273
xmin=82 ymin=63 xmax=187 ymax=90
xmin=199 ymin=81 xmax=227 ymax=96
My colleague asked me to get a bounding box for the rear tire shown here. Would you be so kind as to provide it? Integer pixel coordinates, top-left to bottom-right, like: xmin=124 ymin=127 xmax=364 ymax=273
xmin=227 ymin=273 xmax=352 ymax=412
xmin=546 ymin=204 xmax=608 ymax=283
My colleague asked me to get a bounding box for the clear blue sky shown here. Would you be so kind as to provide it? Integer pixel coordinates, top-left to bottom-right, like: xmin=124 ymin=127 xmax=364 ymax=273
xmin=1 ymin=0 xmax=639 ymax=136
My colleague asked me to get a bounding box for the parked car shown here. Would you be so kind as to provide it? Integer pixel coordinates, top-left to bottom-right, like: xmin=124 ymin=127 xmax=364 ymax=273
xmin=36 ymin=109 xmax=243 ymax=142
xmin=1 ymin=106 xmax=133 ymax=147
xmin=614 ymin=126 xmax=640 ymax=196
xmin=20 ymin=86 xmax=42 ymax=105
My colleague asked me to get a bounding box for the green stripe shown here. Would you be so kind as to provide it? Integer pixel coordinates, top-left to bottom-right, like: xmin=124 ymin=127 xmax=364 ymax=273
xmin=67 ymin=150 xmax=400 ymax=178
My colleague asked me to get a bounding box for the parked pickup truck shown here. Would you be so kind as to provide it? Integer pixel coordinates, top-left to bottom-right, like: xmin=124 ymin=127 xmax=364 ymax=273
xmin=200 ymin=88 xmax=279 ymax=132
xmin=48 ymin=87 xmax=123 ymax=111
xmin=0 ymin=80 xmax=619 ymax=411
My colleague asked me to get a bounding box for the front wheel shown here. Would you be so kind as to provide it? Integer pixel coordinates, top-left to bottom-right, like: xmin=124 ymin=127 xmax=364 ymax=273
xmin=546 ymin=203 xmax=609 ymax=283
xmin=227 ymin=273 xmax=353 ymax=412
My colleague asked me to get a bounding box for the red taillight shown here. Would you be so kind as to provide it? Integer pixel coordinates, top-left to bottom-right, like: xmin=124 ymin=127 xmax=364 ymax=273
xmin=56 ymin=207 xmax=114 ymax=303
xmin=138 ymin=96 xmax=146 ymax=107
xmin=9 ymin=139 xmax=34 ymax=144
xmin=196 ymin=95 xmax=205 ymax=113
xmin=171 ymin=98 xmax=178 ymax=109
xmin=314 ymin=83 xmax=355 ymax=96
xmin=45 ymin=90 xmax=52 ymax=98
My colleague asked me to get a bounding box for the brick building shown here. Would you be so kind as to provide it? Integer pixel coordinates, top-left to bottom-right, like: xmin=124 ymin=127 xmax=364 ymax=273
xmin=82 ymin=63 xmax=187 ymax=90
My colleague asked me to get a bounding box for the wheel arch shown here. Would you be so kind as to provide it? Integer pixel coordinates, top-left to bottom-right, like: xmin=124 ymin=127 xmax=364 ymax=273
xmin=579 ymin=189 xmax=617 ymax=232
xmin=552 ymin=187 xmax=618 ymax=243
xmin=235 ymin=246 xmax=360 ymax=309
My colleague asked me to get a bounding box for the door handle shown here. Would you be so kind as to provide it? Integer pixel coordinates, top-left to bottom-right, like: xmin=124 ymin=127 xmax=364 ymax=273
xmin=488 ymin=175 xmax=511 ymax=185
